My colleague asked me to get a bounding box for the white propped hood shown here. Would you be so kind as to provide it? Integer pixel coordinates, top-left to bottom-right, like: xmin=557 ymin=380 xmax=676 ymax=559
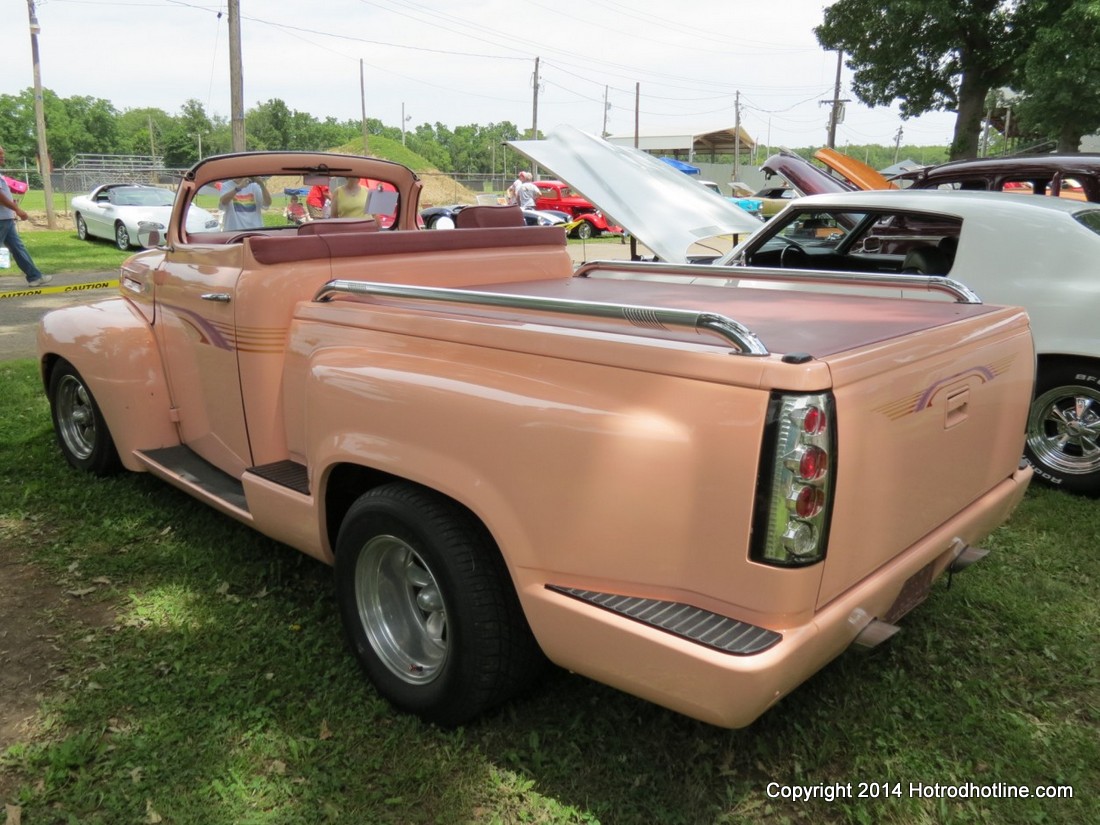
xmin=508 ymin=125 xmax=763 ymax=263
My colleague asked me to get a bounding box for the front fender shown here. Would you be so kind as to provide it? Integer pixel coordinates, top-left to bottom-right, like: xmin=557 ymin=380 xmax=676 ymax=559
xmin=38 ymin=298 xmax=179 ymax=471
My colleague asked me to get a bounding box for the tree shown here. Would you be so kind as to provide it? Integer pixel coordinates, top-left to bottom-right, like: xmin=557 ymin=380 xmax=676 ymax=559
xmin=1015 ymin=0 xmax=1100 ymax=151
xmin=815 ymin=0 xmax=1052 ymax=159
xmin=0 ymin=90 xmax=37 ymax=164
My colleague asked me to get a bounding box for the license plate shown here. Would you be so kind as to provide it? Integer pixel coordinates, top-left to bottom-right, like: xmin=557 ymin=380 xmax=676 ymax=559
xmin=883 ymin=562 xmax=934 ymax=624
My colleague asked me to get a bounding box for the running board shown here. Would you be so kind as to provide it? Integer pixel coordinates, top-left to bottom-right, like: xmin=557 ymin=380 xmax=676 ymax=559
xmin=135 ymin=448 xmax=311 ymax=516
xmin=137 ymin=446 xmax=249 ymax=513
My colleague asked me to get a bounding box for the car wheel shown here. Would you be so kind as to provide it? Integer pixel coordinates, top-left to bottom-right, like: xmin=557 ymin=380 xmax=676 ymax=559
xmin=334 ymin=483 xmax=543 ymax=725
xmin=75 ymin=214 xmax=90 ymax=241
xmin=48 ymin=360 xmax=122 ymax=476
xmin=430 ymin=215 xmax=455 ymax=230
xmin=114 ymin=222 xmax=131 ymax=250
xmin=572 ymin=221 xmax=594 ymax=240
xmin=1025 ymin=360 xmax=1100 ymax=495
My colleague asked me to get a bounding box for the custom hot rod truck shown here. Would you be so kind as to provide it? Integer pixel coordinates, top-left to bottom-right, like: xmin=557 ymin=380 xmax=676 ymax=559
xmin=38 ymin=151 xmax=1035 ymax=728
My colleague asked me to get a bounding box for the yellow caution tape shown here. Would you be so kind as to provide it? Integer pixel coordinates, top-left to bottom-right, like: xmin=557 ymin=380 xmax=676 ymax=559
xmin=0 ymin=280 xmax=119 ymax=300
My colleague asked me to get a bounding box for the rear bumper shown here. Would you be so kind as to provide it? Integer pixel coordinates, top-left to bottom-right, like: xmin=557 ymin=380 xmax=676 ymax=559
xmin=519 ymin=464 xmax=1031 ymax=728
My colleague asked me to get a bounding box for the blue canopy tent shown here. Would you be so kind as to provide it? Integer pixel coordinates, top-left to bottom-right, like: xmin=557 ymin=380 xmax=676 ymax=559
xmin=659 ymin=156 xmax=700 ymax=175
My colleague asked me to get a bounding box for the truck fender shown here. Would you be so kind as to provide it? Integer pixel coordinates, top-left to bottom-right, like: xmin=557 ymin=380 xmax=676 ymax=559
xmin=38 ymin=298 xmax=179 ymax=471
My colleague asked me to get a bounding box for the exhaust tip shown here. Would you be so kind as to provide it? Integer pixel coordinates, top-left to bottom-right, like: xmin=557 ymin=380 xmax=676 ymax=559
xmin=852 ymin=619 xmax=901 ymax=651
xmin=949 ymin=543 xmax=989 ymax=573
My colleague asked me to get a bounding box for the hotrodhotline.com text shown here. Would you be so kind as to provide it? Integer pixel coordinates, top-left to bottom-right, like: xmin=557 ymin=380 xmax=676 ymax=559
xmin=766 ymin=781 xmax=1074 ymax=802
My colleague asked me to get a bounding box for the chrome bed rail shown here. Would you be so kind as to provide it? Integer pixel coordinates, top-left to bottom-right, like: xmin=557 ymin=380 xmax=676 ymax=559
xmin=313 ymin=279 xmax=770 ymax=356
xmin=574 ymin=260 xmax=983 ymax=304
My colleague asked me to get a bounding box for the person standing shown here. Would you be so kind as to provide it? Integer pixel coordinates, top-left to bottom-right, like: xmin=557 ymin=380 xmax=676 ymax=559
xmin=219 ymin=176 xmax=271 ymax=231
xmin=506 ymin=170 xmax=526 ymax=205
xmin=305 ymin=183 xmax=329 ymax=219
xmin=330 ymin=177 xmax=372 ymax=218
xmin=0 ymin=146 xmax=51 ymax=286
xmin=516 ymin=172 xmax=540 ymax=209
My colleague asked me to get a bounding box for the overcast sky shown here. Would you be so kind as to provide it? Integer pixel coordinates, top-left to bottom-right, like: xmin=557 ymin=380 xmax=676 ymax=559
xmin=10 ymin=0 xmax=957 ymax=154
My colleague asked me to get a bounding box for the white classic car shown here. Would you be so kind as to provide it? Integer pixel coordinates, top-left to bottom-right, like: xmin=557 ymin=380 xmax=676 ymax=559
xmin=513 ymin=128 xmax=1100 ymax=496
xmin=72 ymin=183 xmax=219 ymax=250
xmin=712 ymin=190 xmax=1100 ymax=496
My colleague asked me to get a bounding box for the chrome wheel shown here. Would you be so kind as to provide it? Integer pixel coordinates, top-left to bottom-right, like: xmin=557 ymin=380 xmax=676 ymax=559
xmin=355 ymin=534 xmax=448 ymax=685
xmin=1027 ymin=385 xmax=1100 ymax=477
xmin=48 ymin=360 xmax=121 ymax=476
xmin=115 ymin=222 xmax=131 ymax=250
xmin=54 ymin=372 xmax=98 ymax=461
xmin=334 ymin=484 xmax=543 ymax=725
xmin=76 ymin=214 xmax=89 ymax=241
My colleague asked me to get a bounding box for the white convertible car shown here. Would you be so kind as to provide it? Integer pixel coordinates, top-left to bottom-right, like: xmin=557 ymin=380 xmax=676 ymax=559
xmin=512 ymin=127 xmax=1100 ymax=496
xmin=72 ymin=183 xmax=219 ymax=250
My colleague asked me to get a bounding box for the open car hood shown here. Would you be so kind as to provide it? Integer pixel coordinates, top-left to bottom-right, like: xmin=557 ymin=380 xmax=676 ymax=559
xmin=508 ymin=125 xmax=762 ymax=263
xmin=760 ymin=150 xmax=857 ymax=196
xmin=812 ymin=147 xmax=897 ymax=190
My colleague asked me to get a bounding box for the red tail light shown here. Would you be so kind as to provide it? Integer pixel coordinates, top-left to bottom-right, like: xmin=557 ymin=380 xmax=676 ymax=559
xmin=752 ymin=393 xmax=836 ymax=566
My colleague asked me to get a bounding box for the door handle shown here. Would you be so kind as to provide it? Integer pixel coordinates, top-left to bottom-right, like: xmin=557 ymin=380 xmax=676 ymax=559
xmin=200 ymin=293 xmax=231 ymax=303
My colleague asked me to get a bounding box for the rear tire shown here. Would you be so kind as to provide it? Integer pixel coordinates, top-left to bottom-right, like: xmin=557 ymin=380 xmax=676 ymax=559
xmin=48 ymin=360 xmax=122 ymax=476
xmin=1025 ymin=360 xmax=1100 ymax=495
xmin=334 ymin=483 xmax=543 ymax=725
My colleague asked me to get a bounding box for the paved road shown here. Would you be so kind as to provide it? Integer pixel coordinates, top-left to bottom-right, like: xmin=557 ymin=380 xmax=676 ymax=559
xmin=0 ymin=239 xmax=653 ymax=362
xmin=1 ymin=272 xmax=119 ymax=361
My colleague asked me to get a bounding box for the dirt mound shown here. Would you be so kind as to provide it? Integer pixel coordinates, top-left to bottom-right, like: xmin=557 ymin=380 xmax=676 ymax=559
xmin=268 ymin=172 xmax=480 ymax=209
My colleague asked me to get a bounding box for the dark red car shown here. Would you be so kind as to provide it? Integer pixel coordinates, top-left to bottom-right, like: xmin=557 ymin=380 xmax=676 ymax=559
xmin=533 ymin=180 xmax=621 ymax=239
xmin=895 ymin=155 xmax=1100 ymax=202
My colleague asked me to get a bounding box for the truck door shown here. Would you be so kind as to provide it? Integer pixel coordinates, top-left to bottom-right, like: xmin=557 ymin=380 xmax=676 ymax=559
xmin=153 ymin=244 xmax=252 ymax=478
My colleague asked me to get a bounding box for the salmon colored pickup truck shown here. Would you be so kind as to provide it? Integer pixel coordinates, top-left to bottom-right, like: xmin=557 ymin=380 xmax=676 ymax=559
xmin=37 ymin=151 xmax=1035 ymax=728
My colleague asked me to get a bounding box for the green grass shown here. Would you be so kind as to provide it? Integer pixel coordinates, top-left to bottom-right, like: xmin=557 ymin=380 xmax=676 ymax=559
xmin=1 ymin=360 xmax=1097 ymax=825
xmin=16 ymin=230 xmax=132 ymax=275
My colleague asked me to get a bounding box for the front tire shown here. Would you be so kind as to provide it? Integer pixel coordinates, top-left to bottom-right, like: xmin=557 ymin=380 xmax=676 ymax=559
xmin=334 ymin=483 xmax=542 ymax=725
xmin=572 ymin=220 xmax=594 ymax=240
xmin=1025 ymin=360 xmax=1100 ymax=495
xmin=48 ymin=360 xmax=122 ymax=476
xmin=75 ymin=214 xmax=90 ymax=241
xmin=114 ymin=222 xmax=131 ymax=250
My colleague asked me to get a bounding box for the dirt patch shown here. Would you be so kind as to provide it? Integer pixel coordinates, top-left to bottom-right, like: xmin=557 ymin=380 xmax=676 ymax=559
xmin=0 ymin=521 xmax=114 ymax=799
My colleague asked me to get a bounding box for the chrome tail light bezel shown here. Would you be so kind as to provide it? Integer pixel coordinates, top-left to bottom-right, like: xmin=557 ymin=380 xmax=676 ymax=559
xmin=751 ymin=392 xmax=836 ymax=567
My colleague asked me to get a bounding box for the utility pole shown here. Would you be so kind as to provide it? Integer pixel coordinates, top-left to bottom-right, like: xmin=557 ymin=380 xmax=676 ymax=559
xmin=530 ymin=56 xmax=540 ymax=140
xmin=634 ymin=82 xmax=640 ymax=148
xmin=360 ymin=59 xmax=369 ymax=154
xmin=823 ymin=50 xmax=849 ymax=149
xmin=893 ymin=125 xmax=904 ymax=163
xmin=530 ymin=56 xmax=540 ymax=176
xmin=25 ymin=0 xmax=56 ymax=228
xmin=601 ymin=85 xmax=610 ymax=138
xmin=734 ymin=90 xmax=741 ymax=184
xmin=228 ymin=0 xmax=245 ymax=151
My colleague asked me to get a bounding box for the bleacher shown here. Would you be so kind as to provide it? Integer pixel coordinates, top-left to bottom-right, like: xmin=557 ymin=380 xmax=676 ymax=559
xmin=57 ymin=154 xmax=174 ymax=192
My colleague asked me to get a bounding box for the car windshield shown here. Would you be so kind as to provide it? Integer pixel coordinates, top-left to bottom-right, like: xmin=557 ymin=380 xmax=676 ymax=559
xmin=771 ymin=210 xmax=866 ymax=246
xmin=112 ymin=187 xmax=175 ymax=207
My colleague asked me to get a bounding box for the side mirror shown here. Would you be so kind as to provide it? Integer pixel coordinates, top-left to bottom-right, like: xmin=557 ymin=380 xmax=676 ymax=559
xmin=136 ymin=222 xmax=164 ymax=249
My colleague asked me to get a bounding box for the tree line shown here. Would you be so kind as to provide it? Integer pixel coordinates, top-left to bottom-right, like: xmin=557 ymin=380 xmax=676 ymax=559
xmin=0 ymin=89 xmax=528 ymax=182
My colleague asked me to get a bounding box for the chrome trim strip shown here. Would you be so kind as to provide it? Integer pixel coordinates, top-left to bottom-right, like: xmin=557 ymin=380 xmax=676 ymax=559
xmin=546 ymin=585 xmax=782 ymax=655
xmin=574 ymin=259 xmax=983 ymax=304
xmin=313 ymin=279 xmax=770 ymax=355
